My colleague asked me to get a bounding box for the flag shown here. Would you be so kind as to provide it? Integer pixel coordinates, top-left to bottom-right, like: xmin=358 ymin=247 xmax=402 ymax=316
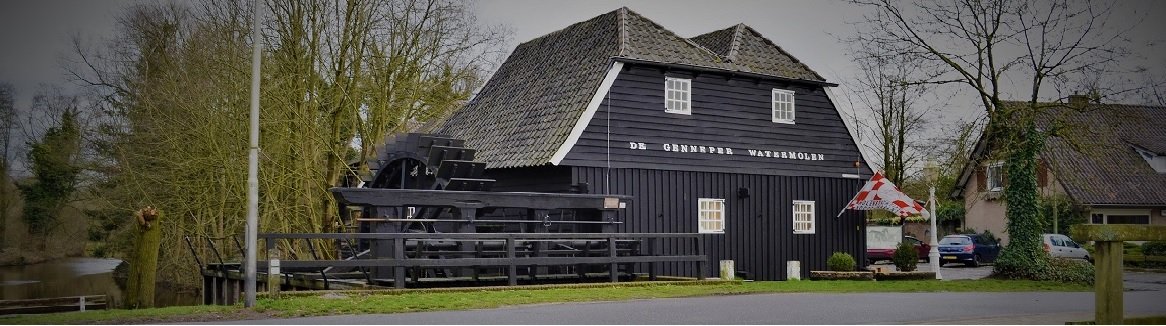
xmin=840 ymin=171 xmax=925 ymax=217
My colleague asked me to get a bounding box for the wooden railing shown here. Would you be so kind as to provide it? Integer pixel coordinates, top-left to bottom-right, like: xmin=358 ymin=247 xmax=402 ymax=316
xmin=0 ymin=295 xmax=108 ymax=315
xmin=259 ymin=233 xmax=708 ymax=289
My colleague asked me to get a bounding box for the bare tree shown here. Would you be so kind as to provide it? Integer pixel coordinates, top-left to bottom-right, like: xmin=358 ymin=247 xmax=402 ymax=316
xmin=852 ymin=0 xmax=1133 ymax=278
xmin=845 ymin=37 xmax=935 ymax=186
xmin=67 ymin=0 xmax=508 ymax=287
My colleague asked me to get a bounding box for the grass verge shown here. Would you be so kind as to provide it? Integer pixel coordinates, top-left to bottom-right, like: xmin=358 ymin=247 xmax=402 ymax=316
xmin=0 ymin=279 xmax=1090 ymax=324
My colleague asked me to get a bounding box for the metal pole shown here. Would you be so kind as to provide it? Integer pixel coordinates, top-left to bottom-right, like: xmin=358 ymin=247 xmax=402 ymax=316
xmin=928 ymin=186 xmax=942 ymax=280
xmin=244 ymin=0 xmax=263 ymax=308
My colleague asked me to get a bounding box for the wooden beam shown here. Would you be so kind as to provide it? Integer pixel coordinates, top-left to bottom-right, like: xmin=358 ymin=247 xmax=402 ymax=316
xmin=1069 ymin=225 xmax=1166 ymax=242
xmin=331 ymin=188 xmax=631 ymax=210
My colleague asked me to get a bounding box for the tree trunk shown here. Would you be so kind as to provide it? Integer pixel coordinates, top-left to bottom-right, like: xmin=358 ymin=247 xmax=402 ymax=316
xmin=125 ymin=207 xmax=162 ymax=309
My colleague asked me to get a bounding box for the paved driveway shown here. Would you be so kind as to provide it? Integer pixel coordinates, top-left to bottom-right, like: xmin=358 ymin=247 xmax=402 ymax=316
xmin=869 ymin=261 xmax=993 ymax=280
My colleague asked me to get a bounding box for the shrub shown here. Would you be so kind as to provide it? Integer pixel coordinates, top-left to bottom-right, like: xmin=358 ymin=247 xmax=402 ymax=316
xmin=827 ymin=252 xmax=856 ymax=272
xmin=1142 ymin=241 xmax=1166 ymax=256
xmin=979 ymin=229 xmax=1000 ymax=244
xmin=993 ymin=257 xmax=1094 ymax=285
xmin=1046 ymin=258 xmax=1094 ymax=284
xmin=892 ymin=241 xmax=919 ymax=272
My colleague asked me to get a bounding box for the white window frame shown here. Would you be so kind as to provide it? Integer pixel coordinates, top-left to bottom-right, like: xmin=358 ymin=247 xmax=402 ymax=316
xmin=793 ymin=200 xmax=815 ymax=234
xmin=986 ymin=162 xmax=1004 ymax=192
xmin=1089 ymin=208 xmax=1153 ymax=225
xmin=772 ymin=89 xmax=795 ymax=124
xmin=698 ymin=198 xmax=725 ymax=234
xmin=665 ymin=77 xmax=692 ymax=115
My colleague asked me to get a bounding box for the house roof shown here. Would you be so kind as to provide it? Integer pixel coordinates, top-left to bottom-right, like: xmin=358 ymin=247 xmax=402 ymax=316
xmin=951 ymin=101 xmax=1166 ymax=206
xmin=1042 ymin=103 xmax=1166 ymax=206
xmin=690 ymin=24 xmax=826 ymax=82
xmin=435 ymin=7 xmax=829 ymax=168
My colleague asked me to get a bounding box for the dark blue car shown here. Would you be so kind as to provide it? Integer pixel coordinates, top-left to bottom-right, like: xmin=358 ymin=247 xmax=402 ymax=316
xmin=938 ymin=234 xmax=1001 ymax=267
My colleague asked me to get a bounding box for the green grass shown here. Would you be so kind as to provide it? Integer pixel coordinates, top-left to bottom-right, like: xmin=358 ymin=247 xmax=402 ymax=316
xmin=0 ymin=279 xmax=1090 ymax=324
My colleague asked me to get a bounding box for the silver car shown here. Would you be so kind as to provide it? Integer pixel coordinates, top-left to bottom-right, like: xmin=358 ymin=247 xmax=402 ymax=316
xmin=1043 ymin=233 xmax=1092 ymax=262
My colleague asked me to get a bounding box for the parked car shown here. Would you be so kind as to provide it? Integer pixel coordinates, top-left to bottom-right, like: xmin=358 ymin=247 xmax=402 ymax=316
xmin=866 ymin=236 xmax=931 ymax=265
xmin=1043 ymin=233 xmax=1092 ymax=262
xmin=938 ymin=234 xmax=1001 ymax=267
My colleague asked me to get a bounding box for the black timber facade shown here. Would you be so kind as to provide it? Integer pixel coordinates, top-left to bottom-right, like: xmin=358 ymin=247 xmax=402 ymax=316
xmin=482 ymin=61 xmax=869 ymax=280
xmin=440 ymin=8 xmax=871 ymax=280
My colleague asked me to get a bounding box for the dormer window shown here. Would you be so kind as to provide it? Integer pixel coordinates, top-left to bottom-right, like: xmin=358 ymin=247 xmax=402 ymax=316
xmin=1131 ymin=145 xmax=1166 ymax=174
xmin=665 ymin=77 xmax=691 ymax=115
xmin=772 ymin=89 xmax=795 ymax=124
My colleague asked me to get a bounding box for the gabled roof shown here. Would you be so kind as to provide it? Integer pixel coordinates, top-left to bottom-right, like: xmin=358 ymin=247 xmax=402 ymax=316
xmin=436 ymin=7 xmax=830 ymax=168
xmin=1042 ymin=103 xmax=1166 ymax=206
xmin=691 ymin=24 xmax=826 ymax=82
xmin=951 ymin=101 xmax=1166 ymax=206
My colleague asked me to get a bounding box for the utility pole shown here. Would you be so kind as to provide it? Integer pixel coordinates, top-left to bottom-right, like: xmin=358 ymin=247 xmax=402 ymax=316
xmin=244 ymin=0 xmax=263 ymax=308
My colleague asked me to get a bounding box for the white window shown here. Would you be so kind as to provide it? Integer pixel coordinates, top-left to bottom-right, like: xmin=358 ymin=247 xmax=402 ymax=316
xmin=986 ymin=162 xmax=1004 ymax=191
xmin=1089 ymin=209 xmax=1152 ymax=225
xmin=698 ymin=198 xmax=725 ymax=233
xmin=772 ymin=89 xmax=795 ymax=124
xmin=793 ymin=200 xmax=815 ymax=234
xmin=665 ymin=77 xmax=691 ymax=114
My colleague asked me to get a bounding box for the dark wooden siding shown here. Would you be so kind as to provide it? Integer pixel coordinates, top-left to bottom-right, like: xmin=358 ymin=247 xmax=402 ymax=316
xmin=561 ymin=63 xmax=870 ymax=178
xmin=485 ymin=165 xmax=573 ymax=192
xmin=573 ymin=166 xmax=867 ymax=280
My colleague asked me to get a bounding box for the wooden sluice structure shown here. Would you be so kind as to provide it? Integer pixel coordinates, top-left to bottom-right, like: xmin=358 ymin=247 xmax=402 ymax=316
xmin=199 ymin=232 xmax=707 ymax=305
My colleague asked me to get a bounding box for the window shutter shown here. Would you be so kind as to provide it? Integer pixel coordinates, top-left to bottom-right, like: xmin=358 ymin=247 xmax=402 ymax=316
xmin=976 ymin=166 xmax=986 ymax=192
xmin=1037 ymin=160 xmax=1048 ymax=187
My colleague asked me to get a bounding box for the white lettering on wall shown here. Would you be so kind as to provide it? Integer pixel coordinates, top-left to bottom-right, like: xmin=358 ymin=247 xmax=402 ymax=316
xmin=632 ymin=140 xmax=825 ymax=161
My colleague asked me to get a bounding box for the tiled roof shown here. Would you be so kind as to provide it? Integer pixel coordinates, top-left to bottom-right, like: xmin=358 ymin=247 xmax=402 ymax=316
xmin=691 ymin=24 xmax=826 ymax=82
xmin=436 ymin=7 xmax=828 ymax=168
xmin=1040 ymin=103 xmax=1166 ymax=206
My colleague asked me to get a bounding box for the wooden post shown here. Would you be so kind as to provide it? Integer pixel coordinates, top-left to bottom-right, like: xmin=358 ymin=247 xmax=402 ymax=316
xmin=649 ymin=238 xmax=659 ymax=281
xmin=506 ymin=237 xmax=517 ymax=286
xmin=125 ymin=207 xmax=162 ymax=309
xmin=1071 ymin=225 xmax=1166 ymax=325
xmin=1096 ymin=240 xmax=1123 ymax=325
xmin=393 ymin=237 xmax=406 ymax=289
xmin=696 ymin=236 xmax=707 ymax=280
xmin=608 ymin=237 xmax=618 ymax=282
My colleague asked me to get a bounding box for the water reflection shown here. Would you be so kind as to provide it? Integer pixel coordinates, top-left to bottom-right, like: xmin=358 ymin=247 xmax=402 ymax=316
xmin=0 ymin=257 xmax=199 ymax=307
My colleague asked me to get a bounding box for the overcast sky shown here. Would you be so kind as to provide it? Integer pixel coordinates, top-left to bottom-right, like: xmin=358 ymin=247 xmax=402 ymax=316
xmin=1 ymin=0 xmax=1164 ymax=173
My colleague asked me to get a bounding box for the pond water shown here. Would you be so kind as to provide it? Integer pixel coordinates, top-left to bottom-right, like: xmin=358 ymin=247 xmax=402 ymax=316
xmin=0 ymin=257 xmax=199 ymax=307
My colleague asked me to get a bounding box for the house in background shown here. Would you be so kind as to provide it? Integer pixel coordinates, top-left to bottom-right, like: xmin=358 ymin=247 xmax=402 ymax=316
xmin=434 ymin=7 xmax=871 ymax=280
xmin=951 ymin=96 xmax=1166 ymax=244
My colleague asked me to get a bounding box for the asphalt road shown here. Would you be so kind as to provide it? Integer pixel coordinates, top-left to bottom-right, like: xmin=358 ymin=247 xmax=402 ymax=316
xmin=190 ymin=270 xmax=1166 ymax=325
xmin=212 ymin=290 xmax=1166 ymax=325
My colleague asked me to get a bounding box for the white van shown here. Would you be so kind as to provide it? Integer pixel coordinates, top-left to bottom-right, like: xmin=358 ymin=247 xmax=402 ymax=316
xmin=1043 ymin=233 xmax=1092 ymax=262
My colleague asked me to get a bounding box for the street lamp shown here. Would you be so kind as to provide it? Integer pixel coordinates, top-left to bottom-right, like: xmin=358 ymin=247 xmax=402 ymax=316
xmin=925 ymin=158 xmax=942 ymax=280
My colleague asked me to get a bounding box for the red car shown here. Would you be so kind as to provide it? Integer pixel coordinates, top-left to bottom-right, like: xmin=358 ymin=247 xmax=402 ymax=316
xmin=867 ymin=236 xmax=931 ymax=265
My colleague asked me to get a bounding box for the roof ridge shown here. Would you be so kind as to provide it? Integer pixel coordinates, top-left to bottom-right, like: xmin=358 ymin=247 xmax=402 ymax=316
xmin=726 ymin=23 xmax=745 ymax=62
xmin=735 ymin=24 xmax=827 ymax=81
xmin=617 ymin=7 xmax=629 ymax=57
xmin=620 ymin=8 xmax=725 ymax=62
